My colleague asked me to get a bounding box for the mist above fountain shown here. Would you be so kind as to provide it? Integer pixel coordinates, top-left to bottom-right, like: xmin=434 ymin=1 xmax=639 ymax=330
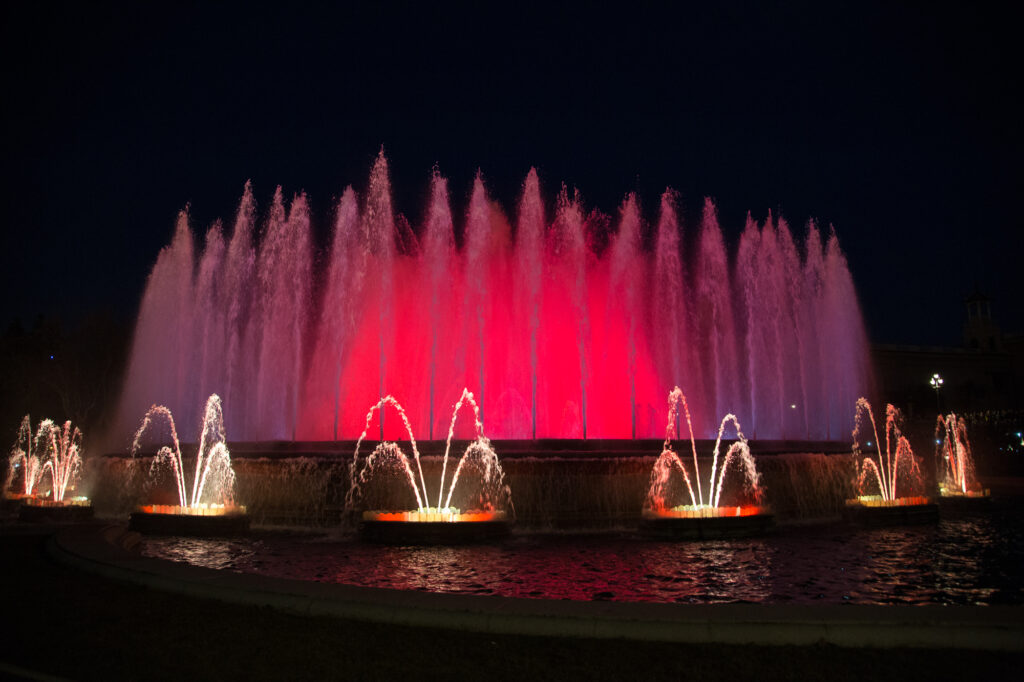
xmin=115 ymin=151 xmax=870 ymax=442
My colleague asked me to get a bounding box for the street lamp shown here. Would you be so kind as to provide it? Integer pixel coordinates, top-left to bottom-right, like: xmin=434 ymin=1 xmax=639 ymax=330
xmin=929 ymin=373 xmax=944 ymax=412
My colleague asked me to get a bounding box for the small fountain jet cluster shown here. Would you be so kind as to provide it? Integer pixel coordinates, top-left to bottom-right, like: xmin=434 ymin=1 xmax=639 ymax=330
xmin=852 ymin=398 xmax=925 ymax=505
xmin=6 ymin=416 xmax=84 ymax=503
xmin=347 ymin=388 xmax=512 ymax=522
xmin=132 ymin=394 xmax=239 ymax=514
xmin=935 ymin=413 xmax=984 ymax=497
xmin=644 ymin=387 xmax=764 ymax=518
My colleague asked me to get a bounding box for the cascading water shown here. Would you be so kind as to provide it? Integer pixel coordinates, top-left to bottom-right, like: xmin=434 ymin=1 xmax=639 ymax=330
xmin=114 ymin=151 xmax=870 ymax=441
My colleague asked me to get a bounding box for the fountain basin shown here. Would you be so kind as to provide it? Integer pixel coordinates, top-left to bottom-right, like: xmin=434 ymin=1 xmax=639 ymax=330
xmin=359 ymin=509 xmax=510 ymax=544
xmin=639 ymin=506 xmax=774 ymax=539
xmin=842 ymin=496 xmax=938 ymax=526
xmin=17 ymin=496 xmax=94 ymax=522
xmin=129 ymin=504 xmax=250 ymax=536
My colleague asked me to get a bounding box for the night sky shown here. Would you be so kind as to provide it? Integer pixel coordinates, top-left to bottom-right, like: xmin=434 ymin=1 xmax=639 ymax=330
xmin=1 ymin=1 xmax=1019 ymax=346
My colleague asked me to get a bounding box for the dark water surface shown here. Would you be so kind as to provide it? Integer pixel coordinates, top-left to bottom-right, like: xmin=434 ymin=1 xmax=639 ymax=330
xmin=142 ymin=500 xmax=1023 ymax=606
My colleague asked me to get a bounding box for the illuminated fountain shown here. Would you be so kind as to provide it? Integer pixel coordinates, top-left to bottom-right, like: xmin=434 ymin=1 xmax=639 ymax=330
xmin=6 ymin=416 xmax=45 ymax=504
xmin=935 ymin=413 xmax=989 ymax=501
xmin=640 ymin=388 xmax=771 ymax=539
xmin=347 ymin=388 xmax=512 ymax=543
xmin=113 ymin=152 xmax=870 ymax=444
xmin=128 ymin=394 xmax=248 ymax=535
xmin=846 ymin=398 xmax=936 ymax=524
xmin=6 ymin=416 xmax=92 ymax=521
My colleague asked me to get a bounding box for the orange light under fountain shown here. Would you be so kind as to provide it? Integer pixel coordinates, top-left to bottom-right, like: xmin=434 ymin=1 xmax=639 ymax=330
xmin=22 ymin=495 xmax=91 ymax=508
xmin=846 ymin=495 xmax=930 ymax=508
xmin=138 ymin=503 xmax=247 ymax=516
xmin=362 ymin=509 xmax=506 ymax=523
xmin=643 ymin=505 xmax=767 ymax=519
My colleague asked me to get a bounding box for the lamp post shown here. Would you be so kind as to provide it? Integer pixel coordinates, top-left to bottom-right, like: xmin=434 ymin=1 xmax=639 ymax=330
xmin=929 ymin=373 xmax=944 ymax=413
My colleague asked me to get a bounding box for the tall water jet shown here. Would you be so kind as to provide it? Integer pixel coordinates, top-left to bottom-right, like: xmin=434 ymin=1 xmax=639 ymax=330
xmin=304 ymin=187 xmax=363 ymax=440
xmin=422 ymin=171 xmax=456 ymax=438
xmin=541 ymin=186 xmax=589 ymax=438
xmin=117 ymin=155 xmax=871 ymax=443
xmin=606 ymin=194 xmax=643 ymax=438
xmin=221 ymin=183 xmax=256 ymax=432
xmin=115 ymin=209 xmax=194 ymax=439
xmin=693 ymin=198 xmax=738 ymax=425
xmin=253 ymin=190 xmax=312 ymax=440
xmin=653 ymin=191 xmax=687 ymax=417
xmin=515 ymin=169 xmax=544 ymax=439
xmin=364 ymin=150 xmax=397 ymax=440
xmin=463 ymin=173 xmax=492 ymax=427
xmin=193 ymin=222 xmax=226 ymax=412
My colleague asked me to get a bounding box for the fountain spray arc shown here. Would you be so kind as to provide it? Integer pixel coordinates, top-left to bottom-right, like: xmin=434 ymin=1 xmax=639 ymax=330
xmin=7 ymin=417 xmax=83 ymax=502
xmin=645 ymin=387 xmax=763 ymax=516
xmin=852 ymin=398 xmax=924 ymax=504
xmin=347 ymin=388 xmax=512 ymax=522
xmin=934 ymin=412 xmax=987 ymax=498
xmin=132 ymin=394 xmax=238 ymax=512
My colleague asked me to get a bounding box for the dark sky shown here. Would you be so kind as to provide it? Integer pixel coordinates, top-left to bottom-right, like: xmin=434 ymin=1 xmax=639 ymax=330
xmin=1 ymin=1 xmax=1019 ymax=345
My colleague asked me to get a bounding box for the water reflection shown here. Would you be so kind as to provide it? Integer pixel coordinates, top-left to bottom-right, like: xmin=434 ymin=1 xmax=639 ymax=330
xmin=141 ymin=502 xmax=1023 ymax=606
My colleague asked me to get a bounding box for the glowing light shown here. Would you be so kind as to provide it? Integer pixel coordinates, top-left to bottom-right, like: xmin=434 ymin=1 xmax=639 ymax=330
xmin=139 ymin=503 xmax=246 ymax=516
xmin=23 ymin=495 xmax=90 ymax=508
xmin=848 ymin=495 xmax=930 ymax=508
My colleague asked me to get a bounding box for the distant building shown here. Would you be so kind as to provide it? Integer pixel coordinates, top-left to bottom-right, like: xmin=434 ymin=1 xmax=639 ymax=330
xmin=872 ymin=290 xmax=1023 ymax=418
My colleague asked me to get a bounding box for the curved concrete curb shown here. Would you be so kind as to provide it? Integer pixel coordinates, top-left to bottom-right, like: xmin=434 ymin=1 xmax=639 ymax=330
xmin=50 ymin=525 xmax=1022 ymax=651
